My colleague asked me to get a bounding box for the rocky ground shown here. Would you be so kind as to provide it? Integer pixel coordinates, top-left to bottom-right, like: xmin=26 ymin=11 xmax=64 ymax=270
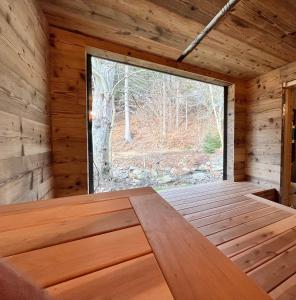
xmin=94 ymin=151 xmax=223 ymax=192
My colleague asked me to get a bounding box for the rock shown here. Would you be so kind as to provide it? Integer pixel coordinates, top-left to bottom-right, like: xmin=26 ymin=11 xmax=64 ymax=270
xmin=212 ymin=165 xmax=223 ymax=171
xmin=170 ymin=168 xmax=177 ymax=174
xmin=137 ymin=172 xmax=148 ymax=180
xmin=196 ymin=163 xmax=210 ymax=172
xmin=210 ymin=155 xmax=223 ymax=171
xmin=151 ymin=170 xmax=158 ymax=177
xmin=192 ymin=172 xmax=207 ymax=181
xmin=113 ymin=169 xmax=129 ymax=179
xmin=132 ymin=168 xmax=142 ymax=176
xmin=158 ymin=175 xmax=173 ymax=184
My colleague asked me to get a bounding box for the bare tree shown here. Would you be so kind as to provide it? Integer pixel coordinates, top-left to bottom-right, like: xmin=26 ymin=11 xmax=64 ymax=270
xmin=162 ymin=74 xmax=167 ymax=139
xmin=92 ymin=58 xmax=116 ymax=188
xmin=209 ymin=85 xmax=223 ymax=145
xmin=124 ymin=65 xmax=132 ymax=143
xmin=91 ymin=57 xmax=224 ymax=192
xmin=176 ymin=79 xmax=180 ymax=129
xmin=185 ymin=97 xmax=188 ymax=130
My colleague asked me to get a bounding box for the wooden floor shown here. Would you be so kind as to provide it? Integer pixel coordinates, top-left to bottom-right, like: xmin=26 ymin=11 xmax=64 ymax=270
xmin=160 ymin=181 xmax=296 ymax=300
xmin=0 ymin=185 xmax=271 ymax=300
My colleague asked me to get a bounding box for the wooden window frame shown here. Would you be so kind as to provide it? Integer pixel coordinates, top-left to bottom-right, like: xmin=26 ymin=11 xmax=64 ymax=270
xmin=280 ymin=81 xmax=296 ymax=206
xmin=86 ymin=53 xmax=228 ymax=193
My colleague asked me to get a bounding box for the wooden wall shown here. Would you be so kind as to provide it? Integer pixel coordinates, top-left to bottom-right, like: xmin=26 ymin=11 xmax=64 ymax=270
xmin=227 ymin=83 xmax=246 ymax=182
xmin=49 ymin=28 xmax=88 ymax=197
xmin=0 ymin=0 xmax=54 ymax=204
xmin=49 ymin=26 xmax=245 ymax=197
xmin=245 ymin=61 xmax=296 ymax=190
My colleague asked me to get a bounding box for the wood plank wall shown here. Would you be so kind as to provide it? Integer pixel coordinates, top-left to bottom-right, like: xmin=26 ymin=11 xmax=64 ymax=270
xmin=245 ymin=61 xmax=296 ymax=190
xmin=49 ymin=28 xmax=88 ymax=197
xmin=48 ymin=26 xmax=245 ymax=197
xmin=227 ymin=83 xmax=246 ymax=182
xmin=0 ymin=0 xmax=54 ymax=204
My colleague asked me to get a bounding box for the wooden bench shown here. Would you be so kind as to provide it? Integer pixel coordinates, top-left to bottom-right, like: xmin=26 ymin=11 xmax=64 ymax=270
xmin=161 ymin=181 xmax=296 ymax=299
xmin=0 ymin=186 xmax=270 ymax=299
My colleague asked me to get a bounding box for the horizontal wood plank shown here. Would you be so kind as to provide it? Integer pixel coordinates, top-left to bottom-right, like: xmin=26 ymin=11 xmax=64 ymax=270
xmin=209 ymin=211 xmax=292 ymax=246
xmin=249 ymin=244 xmax=296 ymax=292
xmin=0 ymin=197 xmax=132 ymax=232
xmin=5 ymin=225 xmax=151 ymax=288
xmin=269 ymin=273 xmax=296 ymax=300
xmin=0 ymin=187 xmax=154 ymax=215
xmin=0 ymin=209 xmax=139 ymax=256
xmin=131 ymin=192 xmax=271 ymax=300
xmin=198 ymin=206 xmax=279 ymax=236
xmin=184 ymin=199 xmax=257 ymax=222
xmin=219 ymin=215 xmax=296 ymax=257
xmin=192 ymin=201 xmax=268 ymax=227
xmin=232 ymin=227 xmax=296 ymax=273
xmin=47 ymin=254 xmax=173 ymax=300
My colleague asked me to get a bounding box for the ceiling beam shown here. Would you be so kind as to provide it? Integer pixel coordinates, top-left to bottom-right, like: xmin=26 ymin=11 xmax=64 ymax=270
xmin=177 ymin=0 xmax=241 ymax=62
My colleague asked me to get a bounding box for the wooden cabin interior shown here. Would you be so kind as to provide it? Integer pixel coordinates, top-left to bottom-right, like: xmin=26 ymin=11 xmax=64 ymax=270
xmin=1 ymin=0 xmax=296 ymax=299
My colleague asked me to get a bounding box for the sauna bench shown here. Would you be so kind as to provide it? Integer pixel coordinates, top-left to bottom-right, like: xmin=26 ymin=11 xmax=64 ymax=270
xmin=0 ymin=185 xmax=271 ymax=299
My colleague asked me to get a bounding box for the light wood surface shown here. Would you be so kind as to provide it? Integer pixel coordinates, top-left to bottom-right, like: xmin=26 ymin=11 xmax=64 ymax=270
xmin=245 ymin=59 xmax=296 ymax=198
xmin=47 ymin=26 xmax=245 ymax=197
xmin=0 ymin=0 xmax=54 ymax=204
xmin=281 ymin=86 xmax=295 ymax=206
xmin=160 ymin=181 xmax=296 ymax=299
xmin=269 ymin=273 xmax=296 ymax=300
xmin=6 ymin=225 xmax=151 ymax=288
xmin=0 ymin=209 xmax=139 ymax=256
xmin=131 ymin=189 xmax=271 ymax=300
xmin=0 ymin=184 xmax=273 ymax=299
xmin=38 ymin=0 xmax=296 ymax=79
xmin=47 ymin=254 xmax=174 ymax=300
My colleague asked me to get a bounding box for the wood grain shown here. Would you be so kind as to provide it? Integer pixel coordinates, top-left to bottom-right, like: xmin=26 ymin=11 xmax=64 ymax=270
xmin=0 ymin=187 xmax=154 ymax=215
xmin=208 ymin=210 xmax=291 ymax=246
xmin=6 ymin=225 xmax=151 ymax=288
xmin=0 ymin=208 xmax=139 ymax=256
xmin=39 ymin=0 xmax=296 ymax=79
xmin=191 ymin=201 xmax=268 ymax=227
xmin=232 ymin=227 xmax=296 ymax=273
xmin=184 ymin=198 xmax=256 ymax=221
xmin=198 ymin=206 xmax=278 ymax=236
xmin=0 ymin=197 xmax=132 ymax=232
xmin=179 ymin=196 xmax=253 ymax=216
xmin=219 ymin=215 xmax=296 ymax=257
xmin=269 ymin=273 xmax=296 ymax=300
xmin=245 ymin=59 xmax=296 ymax=199
xmin=46 ymin=25 xmax=245 ymax=196
xmin=47 ymin=254 xmax=173 ymax=300
xmin=131 ymin=192 xmax=271 ymax=300
xmin=0 ymin=0 xmax=54 ymax=204
xmin=249 ymin=244 xmax=296 ymax=292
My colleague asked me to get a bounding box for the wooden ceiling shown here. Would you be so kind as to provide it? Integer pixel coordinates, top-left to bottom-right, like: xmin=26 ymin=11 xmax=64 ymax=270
xmin=39 ymin=0 xmax=296 ymax=80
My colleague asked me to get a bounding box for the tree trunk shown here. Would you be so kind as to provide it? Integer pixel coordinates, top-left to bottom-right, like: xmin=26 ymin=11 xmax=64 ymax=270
xmin=209 ymin=85 xmax=223 ymax=146
xmin=124 ymin=65 xmax=132 ymax=143
xmin=185 ymin=98 xmax=188 ymax=130
xmin=176 ymin=80 xmax=179 ymax=129
xmin=92 ymin=92 xmax=114 ymax=187
xmin=162 ymin=75 xmax=166 ymax=139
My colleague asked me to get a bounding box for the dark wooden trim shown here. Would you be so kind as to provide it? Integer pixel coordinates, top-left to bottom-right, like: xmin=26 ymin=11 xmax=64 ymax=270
xmin=86 ymin=54 xmax=94 ymax=194
xmin=223 ymin=86 xmax=228 ymax=180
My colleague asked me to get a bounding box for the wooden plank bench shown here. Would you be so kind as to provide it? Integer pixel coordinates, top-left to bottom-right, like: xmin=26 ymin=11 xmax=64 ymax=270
xmin=161 ymin=181 xmax=296 ymax=300
xmin=0 ymin=185 xmax=270 ymax=299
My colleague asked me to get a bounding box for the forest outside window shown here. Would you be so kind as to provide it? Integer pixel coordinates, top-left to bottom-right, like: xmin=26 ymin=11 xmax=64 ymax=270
xmin=87 ymin=55 xmax=226 ymax=193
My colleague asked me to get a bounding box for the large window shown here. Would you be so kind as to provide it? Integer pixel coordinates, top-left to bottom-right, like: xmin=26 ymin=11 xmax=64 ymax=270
xmin=87 ymin=55 xmax=226 ymax=193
